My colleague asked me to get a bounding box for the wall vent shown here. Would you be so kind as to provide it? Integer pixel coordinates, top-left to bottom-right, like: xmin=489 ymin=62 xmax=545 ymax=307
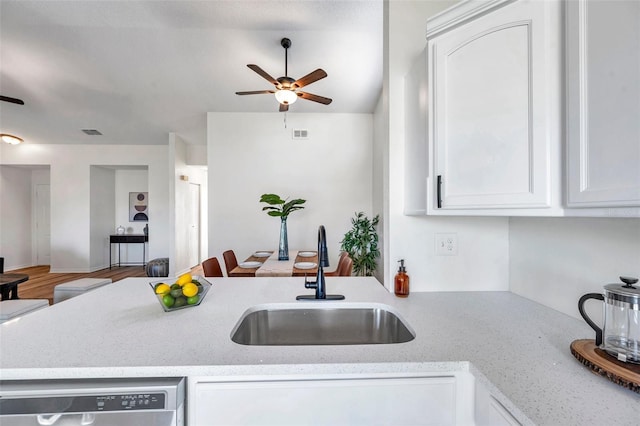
xmin=82 ymin=129 xmax=102 ymax=135
xmin=292 ymin=129 xmax=308 ymax=140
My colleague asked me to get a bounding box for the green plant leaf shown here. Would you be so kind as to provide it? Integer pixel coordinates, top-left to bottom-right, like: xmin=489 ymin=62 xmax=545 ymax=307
xmin=260 ymin=194 xmax=285 ymax=205
xmin=260 ymin=193 xmax=305 ymax=219
xmin=340 ymin=212 xmax=380 ymax=276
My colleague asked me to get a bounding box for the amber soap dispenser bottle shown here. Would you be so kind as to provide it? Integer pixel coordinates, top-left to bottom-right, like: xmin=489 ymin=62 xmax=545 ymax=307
xmin=394 ymin=259 xmax=409 ymax=297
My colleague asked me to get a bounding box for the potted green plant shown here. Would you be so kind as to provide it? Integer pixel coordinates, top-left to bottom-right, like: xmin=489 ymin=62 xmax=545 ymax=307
xmin=340 ymin=212 xmax=380 ymax=276
xmin=259 ymin=193 xmax=306 ymax=260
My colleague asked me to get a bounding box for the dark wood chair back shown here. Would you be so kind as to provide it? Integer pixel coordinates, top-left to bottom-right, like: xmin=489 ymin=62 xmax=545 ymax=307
xmin=202 ymin=257 xmax=224 ymax=277
xmin=223 ymin=250 xmax=238 ymax=276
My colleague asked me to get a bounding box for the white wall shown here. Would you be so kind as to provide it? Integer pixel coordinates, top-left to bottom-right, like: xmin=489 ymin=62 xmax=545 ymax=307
xmin=0 ymin=144 xmax=170 ymax=272
xmin=372 ymin=93 xmax=386 ymax=283
xmin=207 ymin=112 xmax=373 ymax=268
xmin=90 ymin=166 xmax=115 ymax=270
xmin=0 ymin=166 xmax=32 ymax=270
xmin=510 ymin=217 xmax=640 ymax=320
xmin=385 ymin=0 xmax=510 ymax=292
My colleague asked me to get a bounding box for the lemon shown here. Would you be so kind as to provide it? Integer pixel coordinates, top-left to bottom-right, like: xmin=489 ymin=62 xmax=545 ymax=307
xmin=182 ymin=283 xmax=198 ymax=298
xmin=176 ymin=273 xmax=192 ymax=286
xmin=154 ymin=283 xmax=170 ymax=295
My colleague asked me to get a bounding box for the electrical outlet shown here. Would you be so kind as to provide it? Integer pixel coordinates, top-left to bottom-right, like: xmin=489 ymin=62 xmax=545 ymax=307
xmin=435 ymin=233 xmax=458 ymax=256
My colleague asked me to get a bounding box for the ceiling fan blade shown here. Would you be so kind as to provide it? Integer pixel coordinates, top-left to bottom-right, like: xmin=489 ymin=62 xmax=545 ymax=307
xmin=0 ymin=95 xmax=25 ymax=105
xmin=279 ymin=103 xmax=289 ymax=112
xmin=235 ymin=90 xmax=275 ymax=95
xmin=247 ymin=64 xmax=278 ymax=86
xmin=293 ymin=69 xmax=327 ymax=89
xmin=297 ymin=91 xmax=332 ymax=105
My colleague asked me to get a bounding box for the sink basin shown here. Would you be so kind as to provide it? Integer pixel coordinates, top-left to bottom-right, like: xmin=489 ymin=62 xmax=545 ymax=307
xmin=230 ymin=303 xmax=415 ymax=345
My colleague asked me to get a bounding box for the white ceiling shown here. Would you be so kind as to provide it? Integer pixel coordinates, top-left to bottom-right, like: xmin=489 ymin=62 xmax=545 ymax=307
xmin=0 ymin=0 xmax=383 ymax=146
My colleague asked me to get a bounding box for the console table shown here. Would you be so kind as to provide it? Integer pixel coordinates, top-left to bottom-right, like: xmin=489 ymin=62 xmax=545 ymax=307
xmin=109 ymin=234 xmax=148 ymax=268
xmin=0 ymin=273 xmax=29 ymax=300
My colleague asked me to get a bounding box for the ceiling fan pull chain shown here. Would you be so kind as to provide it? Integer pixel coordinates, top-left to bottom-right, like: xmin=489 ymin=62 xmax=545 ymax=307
xmin=284 ymin=112 xmax=287 ymax=128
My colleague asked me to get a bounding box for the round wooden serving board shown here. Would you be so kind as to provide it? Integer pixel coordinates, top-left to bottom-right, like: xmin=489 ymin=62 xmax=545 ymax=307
xmin=570 ymin=339 xmax=640 ymax=393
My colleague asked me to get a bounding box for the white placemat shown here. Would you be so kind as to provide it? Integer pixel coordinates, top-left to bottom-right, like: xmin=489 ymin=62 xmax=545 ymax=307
xmin=255 ymin=250 xmax=298 ymax=277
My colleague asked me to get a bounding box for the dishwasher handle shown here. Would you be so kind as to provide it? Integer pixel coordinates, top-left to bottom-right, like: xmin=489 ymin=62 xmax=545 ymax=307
xmin=37 ymin=413 xmax=95 ymax=425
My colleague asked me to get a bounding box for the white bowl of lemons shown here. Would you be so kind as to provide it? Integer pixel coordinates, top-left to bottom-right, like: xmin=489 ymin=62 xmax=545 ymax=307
xmin=150 ymin=273 xmax=211 ymax=312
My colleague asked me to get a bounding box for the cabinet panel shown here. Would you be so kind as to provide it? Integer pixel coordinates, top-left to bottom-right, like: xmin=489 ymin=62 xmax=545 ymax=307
xmin=566 ymin=0 xmax=640 ymax=207
xmin=193 ymin=376 xmax=457 ymax=425
xmin=474 ymin=380 xmax=520 ymax=426
xmin=429 ymin=0 xmax=561 ymax=212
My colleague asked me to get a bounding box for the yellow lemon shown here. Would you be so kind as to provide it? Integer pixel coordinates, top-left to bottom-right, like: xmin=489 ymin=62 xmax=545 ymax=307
xmin=154 ymin=283 xmax=170 ymax=295
xmin=182 ymin=283 xmax=198 ymax=298
xmin=175 ymin=273 xmax=192 ymax=286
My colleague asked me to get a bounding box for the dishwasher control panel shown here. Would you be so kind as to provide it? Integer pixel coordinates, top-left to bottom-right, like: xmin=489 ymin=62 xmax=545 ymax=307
xmin=99 ymin=392 xmax=166 ymax=410
xmin=0 ymin=392 xmax=166 ymax=414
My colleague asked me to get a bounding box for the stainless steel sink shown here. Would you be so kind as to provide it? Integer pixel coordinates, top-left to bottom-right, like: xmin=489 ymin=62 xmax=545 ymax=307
xmin=231 ymin=303 xmax=415 ymax=345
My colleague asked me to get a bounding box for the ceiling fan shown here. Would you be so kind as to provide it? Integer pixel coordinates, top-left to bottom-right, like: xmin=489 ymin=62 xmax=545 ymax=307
xmin=0 ymin=95 xmax=25 ymax=105
xmin=235 ymin=38 xmax=332 ymax=112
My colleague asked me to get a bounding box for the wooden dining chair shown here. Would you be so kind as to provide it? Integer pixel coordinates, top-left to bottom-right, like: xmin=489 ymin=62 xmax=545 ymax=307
xmin=201 ymin=257 xmax=224 ymax=278
xmin=223 ymin=250 xmax=238 ymax=277
xmin=324 ymin=251 xmax=349 ymax=277
xmin=337 ymin=256 xmax=353 ymax=276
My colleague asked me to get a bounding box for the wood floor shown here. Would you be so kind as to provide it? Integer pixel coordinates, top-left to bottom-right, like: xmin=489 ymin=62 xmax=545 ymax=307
xmin=6 ymin=264 xmax=204 ymax=304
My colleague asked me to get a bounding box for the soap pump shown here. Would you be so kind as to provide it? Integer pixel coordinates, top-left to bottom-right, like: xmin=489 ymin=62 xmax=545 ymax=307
xmin=394 ymin=259 xmax=409 ymax=297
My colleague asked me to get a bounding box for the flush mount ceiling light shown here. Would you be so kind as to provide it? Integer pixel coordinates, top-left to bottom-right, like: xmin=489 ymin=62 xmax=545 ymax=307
xmin=0 ymin=134 xmax=24 ymax=145
xmin=236 ymin=38 xmax=332 ymax=112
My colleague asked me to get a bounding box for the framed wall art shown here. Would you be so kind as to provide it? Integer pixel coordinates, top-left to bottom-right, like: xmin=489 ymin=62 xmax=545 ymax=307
xmin=129 ymin=192 xmax=149 ymax=222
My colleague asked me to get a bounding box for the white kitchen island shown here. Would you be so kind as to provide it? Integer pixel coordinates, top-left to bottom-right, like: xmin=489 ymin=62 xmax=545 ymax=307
xmin=1 ymin=277 xmax=638 ymax=425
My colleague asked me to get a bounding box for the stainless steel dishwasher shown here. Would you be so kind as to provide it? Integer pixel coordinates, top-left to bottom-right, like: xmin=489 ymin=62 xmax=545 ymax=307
xmin=0 ymin=377 xmax=185 ymax=426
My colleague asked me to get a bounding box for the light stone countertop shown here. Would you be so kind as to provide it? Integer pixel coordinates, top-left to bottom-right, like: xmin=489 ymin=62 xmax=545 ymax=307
xmin=1 ymin=276 xmax=639 ymax=425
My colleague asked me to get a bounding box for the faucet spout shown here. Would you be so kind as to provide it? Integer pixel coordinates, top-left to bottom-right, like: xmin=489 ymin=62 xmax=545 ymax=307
xmin=296 ymin=225 xmax=345 ymax=301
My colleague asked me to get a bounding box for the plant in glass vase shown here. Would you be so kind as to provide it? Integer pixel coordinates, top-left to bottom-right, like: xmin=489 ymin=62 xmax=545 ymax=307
xmin=340 ymin=212 xmax=380 ymax=276
xmin=260 ymin=193 xmax=306 ymax=260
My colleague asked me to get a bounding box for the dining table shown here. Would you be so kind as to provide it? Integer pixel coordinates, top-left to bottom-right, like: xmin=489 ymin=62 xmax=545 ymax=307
xmin=0 ymin=273 xmax=29 ymax=301
xmin=229 ymin=250 xmax=319 ymax=277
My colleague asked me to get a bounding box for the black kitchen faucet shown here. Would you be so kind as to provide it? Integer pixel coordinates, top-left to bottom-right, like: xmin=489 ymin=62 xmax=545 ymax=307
xmin=296 ymin=225 xmax=345 ymax=301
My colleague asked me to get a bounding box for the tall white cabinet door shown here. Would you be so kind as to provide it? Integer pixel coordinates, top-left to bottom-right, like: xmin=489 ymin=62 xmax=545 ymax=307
xmin=430 ymin=0 xmax=559 ymax=210
xmin=566 ymin=0 xmax=640 ymax=207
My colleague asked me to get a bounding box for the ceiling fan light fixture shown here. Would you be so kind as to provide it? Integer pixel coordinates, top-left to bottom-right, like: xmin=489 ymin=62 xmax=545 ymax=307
xmin=275 ymin=89 xmax=297 ymax=105
xmin=0 ymin=133 xmax=24 ymax=145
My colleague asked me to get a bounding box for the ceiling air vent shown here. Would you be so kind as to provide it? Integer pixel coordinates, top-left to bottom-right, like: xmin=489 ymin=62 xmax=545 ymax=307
xmin=292 ymin=129 xmax=308 ymax=140
xmin=82 ymin=129 xmax=102 ymax=135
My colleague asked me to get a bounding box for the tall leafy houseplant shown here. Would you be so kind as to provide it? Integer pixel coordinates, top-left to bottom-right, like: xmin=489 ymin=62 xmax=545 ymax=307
xmin=260 ymin=194 xmax=306 ymax=260
xmin=340 ymin=212 xmax=380 ymax=276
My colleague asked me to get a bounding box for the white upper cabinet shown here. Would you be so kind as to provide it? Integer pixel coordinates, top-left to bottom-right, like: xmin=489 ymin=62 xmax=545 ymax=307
xmin=566 ymin=0 xmax=640 ymax=209
xmin=425 ymin=0 xmax=563 ymax=215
